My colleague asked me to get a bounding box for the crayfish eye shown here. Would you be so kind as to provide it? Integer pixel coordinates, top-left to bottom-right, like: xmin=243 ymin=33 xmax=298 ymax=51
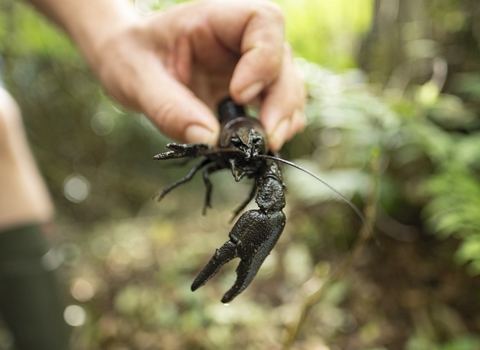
xmin=252 ymin=136 xmax=261 ymax=143
xmin=250 ymin=134 xmax=267 ymax=155
xmin=231 ymin=137 xmax=242 ymax=145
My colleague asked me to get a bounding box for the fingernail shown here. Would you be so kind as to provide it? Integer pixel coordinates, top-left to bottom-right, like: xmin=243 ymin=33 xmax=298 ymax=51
xmin=185 ymin=125 xmax=215 ymax=144
xmin=269 ymin=119 xmax=290 ymax=151
xmin=239 ymin=81 xmax=264 ymax=103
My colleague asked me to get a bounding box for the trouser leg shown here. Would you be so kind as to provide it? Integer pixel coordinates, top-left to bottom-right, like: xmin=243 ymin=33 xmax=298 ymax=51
xmin=0 ymin=225 xmax=71 ymax=350
xmin=0 ymin=86 xmax=70 ymax=348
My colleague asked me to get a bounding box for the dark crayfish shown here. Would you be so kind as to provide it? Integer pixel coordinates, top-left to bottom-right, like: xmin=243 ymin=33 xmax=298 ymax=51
xmin=153 ymin=97 xmax=286 ymax=303
xmin=153 ymin=97 xmax=366 ymax=303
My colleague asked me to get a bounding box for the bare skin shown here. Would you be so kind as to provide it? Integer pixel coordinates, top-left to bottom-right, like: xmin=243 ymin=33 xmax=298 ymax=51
xmin=0 ymin=88 xmax=54 ymax=229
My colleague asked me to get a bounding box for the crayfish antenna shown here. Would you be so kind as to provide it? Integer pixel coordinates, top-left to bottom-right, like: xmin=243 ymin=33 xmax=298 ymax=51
xmin=152 ymin=192 xmax=164 ymax=202
xmin=257 ymin=154 xmax=374 ymax=239
xmin=152 ymin=189 xmax=171 ymax=202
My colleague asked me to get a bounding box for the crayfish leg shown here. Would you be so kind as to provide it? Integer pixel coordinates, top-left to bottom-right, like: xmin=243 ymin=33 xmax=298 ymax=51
xmin=152 ymin=158 xmax=211 ymax=201
xmin=202 ymin=165 xmax=221 ymax=215
xmin=230 ymin=181 xmax=257 ymax=223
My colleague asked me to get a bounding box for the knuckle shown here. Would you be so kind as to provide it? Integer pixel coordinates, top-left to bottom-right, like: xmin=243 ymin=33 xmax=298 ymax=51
xmin=284 ymin=42 xmax=293 ymax=58
xmin=297 ymin=77 xmax=307 ymax=101
xmin=261 ymin=2 xmax=285 ymax=25
xmin=261 ymin=54 xmax=282 ymax=80
xmin=152 ymin=99 xmax=180 ymax=138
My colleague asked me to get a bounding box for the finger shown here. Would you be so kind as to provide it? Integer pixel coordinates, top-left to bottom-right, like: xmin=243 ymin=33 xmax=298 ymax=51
xmin=260 ymin=44 xmax=306 ymax=151
xmin=149 ymin=77 xmax=220 ymax=144
xmin=291 ymin=108 xmax=307 ymax=138
xmin=206 ymin=1 xmax=285 ymax=103
xmin=94 ymin=25 xmax=221 ymax=145
xmin=135 ymin=56 xmax=220 ymax=144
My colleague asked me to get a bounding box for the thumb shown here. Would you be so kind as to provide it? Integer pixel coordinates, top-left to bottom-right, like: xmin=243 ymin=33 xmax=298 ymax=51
xmin=144 ymin=74 xmax=220 ymax=144
xmin=95 ymin=33 xmax=220 ymax=144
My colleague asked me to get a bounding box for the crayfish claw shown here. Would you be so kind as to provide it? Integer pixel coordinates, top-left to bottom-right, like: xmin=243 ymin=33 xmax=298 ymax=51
xmin=153 ymin=143 xmax=213 ymax=160
xmin=221 ymin=253 xmax=264 ymax=303
xmin=192 ymin=209 xmax=285 ymax=302
xmin=191 ymin=241 xmax=237 ymax=292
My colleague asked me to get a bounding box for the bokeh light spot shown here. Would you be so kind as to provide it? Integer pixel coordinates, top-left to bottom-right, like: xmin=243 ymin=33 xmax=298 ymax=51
xmin=91 ymin=111 xmax=114 ymax=136
xmin=71 ymin=278 xmax=96 ymax=302
xmin=63 ymin=174 xmax=90 ymax=203
xmin=64 ymin=305 xmax=86 ymax=327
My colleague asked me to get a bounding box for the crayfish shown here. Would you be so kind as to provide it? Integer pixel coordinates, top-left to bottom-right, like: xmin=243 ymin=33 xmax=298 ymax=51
xmin=153 ymin=97 xmax=286 ymax=303
xmin=153 ymin=97 xmax=367 ymax=303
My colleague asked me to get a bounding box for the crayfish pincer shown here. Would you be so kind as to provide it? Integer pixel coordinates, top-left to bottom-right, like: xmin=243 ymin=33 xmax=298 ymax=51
xmin=191 ymin=162 xmax=285 ymax=303
xmin=153 ymin=97 xmax=286 ymax=303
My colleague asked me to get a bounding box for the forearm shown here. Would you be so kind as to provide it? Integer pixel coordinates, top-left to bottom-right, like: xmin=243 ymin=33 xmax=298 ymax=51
xmin=0 ymin=88 xmax=54 ymax=229
xmin=26 ymin=0 xmax=140 ymax=68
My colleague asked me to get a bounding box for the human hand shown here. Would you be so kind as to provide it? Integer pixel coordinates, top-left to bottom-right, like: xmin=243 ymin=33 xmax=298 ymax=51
xmin=36 ymin=0 xmax=300 ymax=151
xmin=89 ymin=0 xmax=305 ymax=151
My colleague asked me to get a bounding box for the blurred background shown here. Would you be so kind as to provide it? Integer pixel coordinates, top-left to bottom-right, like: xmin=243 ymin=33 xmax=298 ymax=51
xmin=1 ymin=0 xmax=480 ymax=349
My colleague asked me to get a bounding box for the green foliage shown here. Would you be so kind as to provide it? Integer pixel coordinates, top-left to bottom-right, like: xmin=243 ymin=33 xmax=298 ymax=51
xmin=407 ymin=334 xmax=480 ymax=350
xmin=1 ymin=1 xmax=78 ymax=61
xmin=401 ymin=77 xmax=480 ymax=276
xmin=425 ymin=165 xmax=480 ymax=273
xmin=274 ymin=0 xmax=373 ymax=69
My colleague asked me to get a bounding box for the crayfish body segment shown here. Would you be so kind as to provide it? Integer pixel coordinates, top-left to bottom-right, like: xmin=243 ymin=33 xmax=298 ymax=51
xmin=153 ymin=97 xmax=286 ymax=302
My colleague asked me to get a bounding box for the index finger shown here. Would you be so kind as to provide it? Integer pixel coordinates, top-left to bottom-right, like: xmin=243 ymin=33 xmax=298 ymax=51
xmin=207 ymin=0 xmax=285 ymax=103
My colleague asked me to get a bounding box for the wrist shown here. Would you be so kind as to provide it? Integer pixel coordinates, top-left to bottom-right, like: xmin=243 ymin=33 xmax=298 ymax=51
xmin=66 ymin=3 xmax=141 ymax=71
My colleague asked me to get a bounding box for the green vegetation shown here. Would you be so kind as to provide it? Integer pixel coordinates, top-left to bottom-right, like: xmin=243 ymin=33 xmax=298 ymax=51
xmin=1 ymin=0 xmax=480 ymax=349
